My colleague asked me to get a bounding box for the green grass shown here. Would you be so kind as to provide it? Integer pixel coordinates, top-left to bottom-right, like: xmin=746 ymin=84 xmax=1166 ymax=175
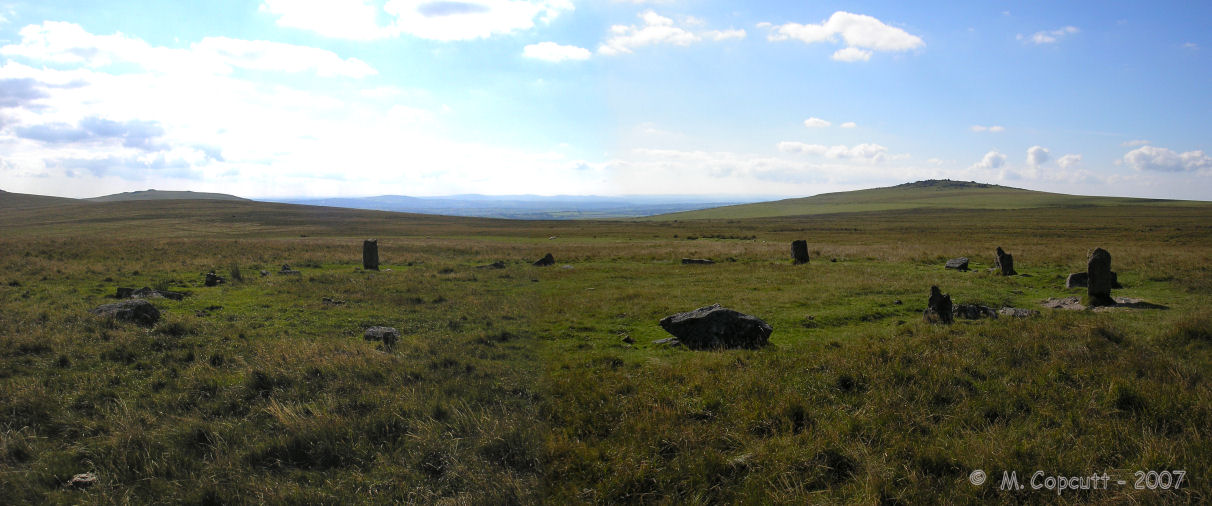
xmin=646 ymin=180 xmax=1211 ymax=220
xmin=1 ymin=198 xmax=1210 ymax=503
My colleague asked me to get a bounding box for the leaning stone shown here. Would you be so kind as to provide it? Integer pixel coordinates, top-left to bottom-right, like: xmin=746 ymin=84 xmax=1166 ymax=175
xmin=1087 ymin=248 xmax=1115 ymax=306
xmin=364 ymin=326 xmax=400 ymax=346
xmin=681 ymin=258 xmax=715 ymax=265
xmin=791 ymin=240 xmax=810 ymax=264
xmin=953 ymin=303 xmax=998 ymax=319
xmin=945 ymin=257 xmax=969 ymax=271
xmin=91 ymin=300 xmax=160 ymax=326
xmin=67 ymin=472 xmax=97 ymax=489
xmin=658 ymin=304 xmax=772 ymax=350
xmin=533 ymin=253 xmax=555 ymax=266
xmin=363 ymin=239 xmax=379 ymax=271
xmin=924 ymin=286 xmax=953 ymax=324
xmin=992 ymin=247 xmax=1017 ymax=276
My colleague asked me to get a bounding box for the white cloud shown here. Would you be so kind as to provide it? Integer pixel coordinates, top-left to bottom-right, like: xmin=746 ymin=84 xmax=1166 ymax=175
xmin=1183 ymin=42 xmax=1199 ymax=50
xmin=803 ymin=117 xmax=831 ymax=128
xmin=598 ymin=10 xmax=744 ymax=55
xmin=0 ymin=22 xmax=377 ymax=78
xmin=971 ymin=150 xmax=1006 ymax=169
xmin=1026 ymin=145 xmax=1050 ymax=168
xmin=777 ymin=141 xmax=891 ymax=162
xmin=261 ymin=0 xmax=390 ymax=40
xmin=703 ymin=29 xmax=746 ymax=41
xmin=831 ymin=47 xmax=871 ymax=62
xmin=766 ymin=11 xmax=924 ymax=60
xmin=523 ymin=42 xmax=591 ymax=62
xmin=1122 ymin=146 xmax=1212 ymax=173
xmin=1121 ymin=139 xmax=1150 ymax=147
xmin=840 ymin=121 xmax=857 ymax=128
xmin=1057 ymin=153 xmax=1082 ymax=169
xmin=970 ymin=125 xmax=1004 ymax=133
xmin=1018 ymin=26 xmax=1078 ymax=45
xmin=262 ymin=0 xmax=574 ymax=41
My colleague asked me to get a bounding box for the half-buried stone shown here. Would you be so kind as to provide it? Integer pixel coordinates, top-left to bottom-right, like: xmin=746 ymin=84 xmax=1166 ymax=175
xmin=658 ymin=304 xmax=772 ymax=350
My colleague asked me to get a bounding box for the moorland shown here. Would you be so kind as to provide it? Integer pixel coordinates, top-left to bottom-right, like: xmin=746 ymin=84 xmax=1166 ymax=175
xmin=1 ymin=183 xmax=1211 ymax=504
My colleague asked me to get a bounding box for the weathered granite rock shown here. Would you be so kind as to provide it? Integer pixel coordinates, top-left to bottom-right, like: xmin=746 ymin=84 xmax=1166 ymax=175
xmin=278 ymin=264 xmax=301 ymax=275
xmin=204 ymin=272 xmax=224 ymax=286
xmin=658 ymin=304 xmax=772 ymax=350
xmin=533 ymin=253 xmax=555 ymax=266
xmin=945 ymin=257 xmax=969 ymax=271
xmin=117 ymin=286 xmax=186 ymax=301
xmin=992 ymin=247 xmax=1017 ymax=276
xmin=1087 ymin=248 xmax=1115 ymax=306
xmin=954 ymin=303 xmax=998 ymax=319
xmin=67 ymin=472 xmax=97 ymax=489
xmin=924 ymin=286 xmax=953 ymax=324
xmin=364 ymin=326 xmax=399 ymax=346
xmin=998 ymin=307 xmax=1040 ymax=318
xmin=363 ymin=239 xmax=379 ymax=271
xmin=91 ymin=300 xmax=160 ymax=326
xmin=791 ymin=240 xmax=810 ymax=264
xmin=681 ymin=258 xmax=714 ymax=265
xmin=1066 ymin=271 xmax=1121 ymax=289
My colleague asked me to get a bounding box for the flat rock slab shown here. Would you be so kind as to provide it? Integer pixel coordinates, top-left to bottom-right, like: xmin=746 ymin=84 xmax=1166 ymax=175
xmin=998 ymin=307 xmax=1040 ymax=318
xmin=681 ymin=258 xmax=715 ymax=265
xmin=116 ymin=286 xmax=186 ymax=300
xmin=954 ymin=303 xmax=997 ymax=319
xmin=92 ymin=299 xmax=160 ymax=326
xmin=944 ymin=257 xmax=969 ymax=271
xmin=1042 ymin=297 xmax=1169 ymax=312
xmin=659 ymin=304 xmax=772 ymax=350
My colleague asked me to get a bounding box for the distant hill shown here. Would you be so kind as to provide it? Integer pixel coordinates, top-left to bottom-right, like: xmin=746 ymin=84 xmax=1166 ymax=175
xmin=644 ymin=179 xmax=1205 ymax=220
xmin=88 ymin=190 xmax=248 ymax=202
xmin=269 ymin=194 xmax=749 ymax=220
xmin=0 ymin=189 xmax=82 ymax=209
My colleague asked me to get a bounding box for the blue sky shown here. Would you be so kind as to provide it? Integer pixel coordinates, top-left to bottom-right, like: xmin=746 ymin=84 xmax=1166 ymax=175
xmin=0 ymin=1 xmax=1209 ymax=199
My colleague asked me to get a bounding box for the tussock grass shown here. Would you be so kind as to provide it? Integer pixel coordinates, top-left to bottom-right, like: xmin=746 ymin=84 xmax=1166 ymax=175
xmin=1 ymin=200 xmax=1210 ymax=503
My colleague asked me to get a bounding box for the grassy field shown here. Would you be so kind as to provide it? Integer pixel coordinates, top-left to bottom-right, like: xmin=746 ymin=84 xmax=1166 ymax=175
xmin=649 ymin=180 xmax=1207 ymax=220
xmin=2 ymin=195 xmax=1211 ymax=504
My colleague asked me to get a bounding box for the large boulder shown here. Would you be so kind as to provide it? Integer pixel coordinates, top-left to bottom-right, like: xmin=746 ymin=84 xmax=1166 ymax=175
xmin=658 ymin=304 xmax=772 ymax=350
xmin=923 ymin=286 xmax=953 ymax=324
xmin=944 ymin=257 xmax=969 ymax=271
xmin=791 ymin=240 xmax=810 ymax=264
xmin=992 ymin=247 xmax=1017 ymax=276
xmin=1087 ymin=248 xmax=1115 ymax=306
xmin=91 ymin=300 xmax=160 ymax=326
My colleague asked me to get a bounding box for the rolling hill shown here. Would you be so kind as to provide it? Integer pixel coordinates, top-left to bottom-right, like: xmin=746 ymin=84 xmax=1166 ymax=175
xmin=644 ymin=179 xmax=1205 ymax=220
xmin=0 ymin=189 xmax=82 ymax=209
xmin=87 ymin=189 xmax=248 ymax=202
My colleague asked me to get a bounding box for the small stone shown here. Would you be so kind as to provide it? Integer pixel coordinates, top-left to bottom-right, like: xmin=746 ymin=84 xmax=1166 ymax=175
xmin=364 ymin=326 xmax=400 ymax=346
xmin=953 ymin=303 xmax=997 ymax=319
xmin=681 ymin=258 xmax=714 ymax=264
xmin=476 ymin=261 xmax=506 ymax=269
xmin=260 ymin=270 xmax=269 ymax=277
xmin=998 ymin=307 xmax=1040 ymax=318
xmin=278 ymin=264 xmax=301 ymax=275
xmin=533 ymin=253 xmax=555 ymax=266
xmin=204 ymin=272 xmax=224 ymax=286
xmin=621 ymin=335 xmax=635 ymax=344
xmin=68 ymin=472 xmax=97 ymax=489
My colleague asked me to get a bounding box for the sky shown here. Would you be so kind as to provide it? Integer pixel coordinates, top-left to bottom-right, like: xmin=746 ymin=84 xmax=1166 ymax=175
xmin=0 ymin=1 xmax=1209 ymax=200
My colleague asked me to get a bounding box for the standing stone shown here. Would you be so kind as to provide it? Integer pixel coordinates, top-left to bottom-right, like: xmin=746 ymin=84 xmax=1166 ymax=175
xmin=533 ymin=253 xmax=555 ymax=266
xmin=791 ymin=240 xmax=810 ymax=264
xmin=924 ymin=286 xmax=953 ymax=324
xmin=363 ymin=239 xmax=379 ymax=271
xmin=992 ymin=247 xmax=1017 ymax=276
xmin=1087 ymin=248 xmax=1115 ymax=306
xmin=944 ymin=257 xmax=969 ymax=271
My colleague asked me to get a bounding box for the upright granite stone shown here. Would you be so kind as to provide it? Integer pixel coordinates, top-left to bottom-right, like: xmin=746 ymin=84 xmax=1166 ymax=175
xmin=92 ymin=299 xmax=160 ymax=326
xmin=1087 ymin=248 xmax=1115 ymax=306
xmin=363 ymin=239 xmax=379 ymax=271
xmin=924 ymin=286 xmax=953 ymax=324
xmin=791 ymin=240 xmax=810 ymax=264
xmin=658 ymin=304 xmax=772 ymax=350
xmin=993 ymin=247 xmax=1017 ymax=276
xmin=945 ymin=257 xmax=969 ymax=271
xmin=533 ymin=253 xmax=555 ymax=266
